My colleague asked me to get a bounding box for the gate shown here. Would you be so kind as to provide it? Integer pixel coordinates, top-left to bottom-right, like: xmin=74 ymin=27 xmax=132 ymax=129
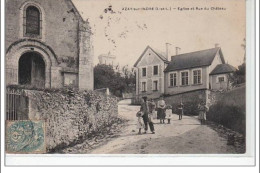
xmin=6 ymin=88 xmax=29 ymax=120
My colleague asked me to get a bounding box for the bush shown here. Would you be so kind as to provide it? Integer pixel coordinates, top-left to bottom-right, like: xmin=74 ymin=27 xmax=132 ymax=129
xmin=207 ymin=102 xmax=245 ymax=135
xmin=8 ymin=87 xmax=119 ymax=152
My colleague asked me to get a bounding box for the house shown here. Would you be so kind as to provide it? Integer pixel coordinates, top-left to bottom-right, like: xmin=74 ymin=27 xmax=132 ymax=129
xmin=133 ymin=46 xmax=170 ymax=100
xmin=209 ymin=63 xmax=237 ymax=90
xmin=5 ymin=0 xmax=94 ymax=90
xmin=134 ymin=45 xmax=236 ymax=103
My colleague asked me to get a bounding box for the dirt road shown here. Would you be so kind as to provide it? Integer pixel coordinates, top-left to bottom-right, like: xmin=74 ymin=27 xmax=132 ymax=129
xmin=89 ymin=101 xmax=238 ymax=154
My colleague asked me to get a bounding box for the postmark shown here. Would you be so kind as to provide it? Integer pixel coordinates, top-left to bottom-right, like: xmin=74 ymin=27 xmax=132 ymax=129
xmin=6 ymin=120 xmax=46 ymax=154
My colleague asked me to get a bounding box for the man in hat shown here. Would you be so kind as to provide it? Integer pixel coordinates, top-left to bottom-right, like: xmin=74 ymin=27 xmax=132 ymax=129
xmin=140 ymin=96 xmax=155 ymax=134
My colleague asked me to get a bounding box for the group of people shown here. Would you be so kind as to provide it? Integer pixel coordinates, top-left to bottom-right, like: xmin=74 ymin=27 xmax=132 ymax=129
xmin=136 ymin=95 xmax=209 ymax=135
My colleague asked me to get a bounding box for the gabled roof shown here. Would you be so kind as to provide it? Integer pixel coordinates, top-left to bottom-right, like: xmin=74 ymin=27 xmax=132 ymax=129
xmin=66 ymin=0 xmax=85 ymax=22
xmin=210 ymin=64 xmax=237 ymax=75
xmin=164 ymin=47 xmax=225 ymax=72
xmin=134 ymin=46 xmax=169 ymax=67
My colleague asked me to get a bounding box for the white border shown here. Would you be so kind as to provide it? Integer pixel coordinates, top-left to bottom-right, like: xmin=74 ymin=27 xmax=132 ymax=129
xmin=1 ymin=0 xmax=258 ymax=169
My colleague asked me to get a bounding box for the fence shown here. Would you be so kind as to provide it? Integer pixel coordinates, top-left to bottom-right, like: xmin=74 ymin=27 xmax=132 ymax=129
xmin=6 ymin=88 xmax=29 ymax=120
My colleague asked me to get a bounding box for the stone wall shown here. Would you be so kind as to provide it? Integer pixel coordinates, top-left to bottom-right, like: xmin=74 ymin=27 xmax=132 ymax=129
xmin=163 ymin=89 xmax=207 ymax=115
xmin=23 ymin=88 xmax=118 ymax=152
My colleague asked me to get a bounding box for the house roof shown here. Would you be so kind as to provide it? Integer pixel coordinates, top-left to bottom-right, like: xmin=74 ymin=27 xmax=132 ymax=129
xmin=210 ymin=64 xmax=237 ymax=75
xmin=134 ymin=46 xmax=169 ymax=67
xmin=164 ymin=47 xmax=225 ymax=72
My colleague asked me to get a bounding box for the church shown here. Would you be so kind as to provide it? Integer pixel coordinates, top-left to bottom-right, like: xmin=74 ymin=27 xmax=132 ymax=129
xmin=5 ymin=0 xmax=94 ymax=90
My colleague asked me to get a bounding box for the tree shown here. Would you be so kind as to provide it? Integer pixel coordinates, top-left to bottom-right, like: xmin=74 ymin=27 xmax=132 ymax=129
xmin=94 ymin=64 xmax=131 ymax=97
xmin=231 ymin=38 xmax=246 ymax=85
xmin=236 ymin=38 xmax=246 ymax=84
xmin=122 ymin=65 xmax=136 ymax=93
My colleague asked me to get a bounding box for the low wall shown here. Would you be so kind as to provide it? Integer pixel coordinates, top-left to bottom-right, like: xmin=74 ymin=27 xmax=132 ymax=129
xmin=163 ymin=89 xmax=207 ymax=115
xmin=17 ymin=88 xmax=118 ymax=152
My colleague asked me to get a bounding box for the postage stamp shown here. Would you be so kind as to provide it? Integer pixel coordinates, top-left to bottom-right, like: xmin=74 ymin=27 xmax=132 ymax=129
xmin=6 ymin=120 xmax=46 ymax=154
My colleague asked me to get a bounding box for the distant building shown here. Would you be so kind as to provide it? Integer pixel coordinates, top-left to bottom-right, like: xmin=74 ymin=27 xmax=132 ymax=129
xmin=5 ymin=0 xmax=94 ymax=90
xmin=98 ymin=53 xmax=121 ymax=72
xmin=98 ymin=54 xmax=119 ymax=66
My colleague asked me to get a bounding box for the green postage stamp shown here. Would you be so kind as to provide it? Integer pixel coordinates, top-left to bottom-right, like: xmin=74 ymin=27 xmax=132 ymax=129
xmin=6 ymin=120 xmax=46 ymax=154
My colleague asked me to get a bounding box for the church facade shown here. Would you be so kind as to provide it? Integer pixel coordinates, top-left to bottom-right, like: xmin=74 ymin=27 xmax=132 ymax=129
xmin=5 ymin=0 xmax=94 ymax=90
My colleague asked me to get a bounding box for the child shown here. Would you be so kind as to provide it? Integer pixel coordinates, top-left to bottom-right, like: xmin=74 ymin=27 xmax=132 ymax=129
xmin=165 ymin=105 xmax=172 ymax=124
xmin=178 ymin=102 xmax=184 ymax=120
xmin=136 ymin=111 xmax=144 ymax=134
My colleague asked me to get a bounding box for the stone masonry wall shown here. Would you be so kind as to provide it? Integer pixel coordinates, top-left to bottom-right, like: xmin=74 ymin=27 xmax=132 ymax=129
xmin=163 ymin=89 xmax=207 ymax=115
xmin=23 ymin=88 xmax=118 ymax=152
xmin=6 ymin=0 xmax=81 ymax=66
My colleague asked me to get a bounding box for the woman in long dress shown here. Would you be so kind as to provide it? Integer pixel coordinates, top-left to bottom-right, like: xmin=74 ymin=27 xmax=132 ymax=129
xmin=157 ymin=95 xmax=166 ymax=123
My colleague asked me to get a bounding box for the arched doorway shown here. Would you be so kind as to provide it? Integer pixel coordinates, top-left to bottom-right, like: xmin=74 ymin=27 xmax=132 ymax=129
xmin=18 ymin=52 xmax=45 ymax=88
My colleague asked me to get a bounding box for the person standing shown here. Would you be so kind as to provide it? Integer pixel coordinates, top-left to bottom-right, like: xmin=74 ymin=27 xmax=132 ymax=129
xmin=198 ymin=101 xmax=208 ymax=125
xmin=165 ymin=105 xmax=172 ymax=124
xmin=136 ymin=111 xmax=144 ymax=135
xmin=157 ymin=95 xmax=166 ymax=123
xmin=140 ymin=96 xmax=155 ymax=134
xmin=178 ymin=102 xmax=184 ymax=120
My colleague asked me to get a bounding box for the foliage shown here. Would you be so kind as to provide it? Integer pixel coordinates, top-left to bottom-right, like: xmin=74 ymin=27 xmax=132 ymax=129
xmin=235 ymin=63 xmax=246 ymax=84
xmin=207 ymin=103 xmax=245 ymax=135
xmin=19 ymin=88 xmax=119 ymax=152
xmin=234 ymin=38 xmax=246 ymax=84
xmin=94 ymin=64 xmax=135 ymax=97
xmin=207 ymin=86 xmax=246 ymax=135
xmin=228 ymin=38 xmax=246 ymax=85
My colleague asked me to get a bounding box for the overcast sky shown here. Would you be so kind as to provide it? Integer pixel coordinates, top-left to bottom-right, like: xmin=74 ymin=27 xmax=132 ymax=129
xmin=73 ymin=0 xmax=246 ymax=68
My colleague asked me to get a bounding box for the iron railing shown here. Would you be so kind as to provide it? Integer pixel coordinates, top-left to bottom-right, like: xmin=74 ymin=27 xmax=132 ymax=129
xmin=6 ymin=88 xmax=29 ymax=120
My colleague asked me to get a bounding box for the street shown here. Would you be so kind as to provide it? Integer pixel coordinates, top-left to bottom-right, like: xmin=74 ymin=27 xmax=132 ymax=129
xmin=89 ymin=99 xmax=238 ymax=154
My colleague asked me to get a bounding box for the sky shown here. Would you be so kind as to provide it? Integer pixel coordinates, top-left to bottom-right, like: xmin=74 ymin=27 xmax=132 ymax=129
xmin=72 ymin=0 xmax=246 ymax=68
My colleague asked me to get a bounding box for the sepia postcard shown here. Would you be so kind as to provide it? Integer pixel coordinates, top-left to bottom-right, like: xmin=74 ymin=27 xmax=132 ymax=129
xmin=2 ymin=0 xmax=256 ymax=166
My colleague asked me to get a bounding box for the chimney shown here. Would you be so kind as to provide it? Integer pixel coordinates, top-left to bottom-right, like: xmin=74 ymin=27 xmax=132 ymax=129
xmin=215 ymin=43 xmax=220 ymax=48
xmin=165 ymin=43 xmax=172 ymax=61
xmin=175 ymin=47 xmax=181 ymax=55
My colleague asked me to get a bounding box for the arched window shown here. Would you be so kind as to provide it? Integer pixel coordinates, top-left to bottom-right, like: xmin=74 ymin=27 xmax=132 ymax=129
xmin=26 ymin=6 xmax=40 ymax=35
